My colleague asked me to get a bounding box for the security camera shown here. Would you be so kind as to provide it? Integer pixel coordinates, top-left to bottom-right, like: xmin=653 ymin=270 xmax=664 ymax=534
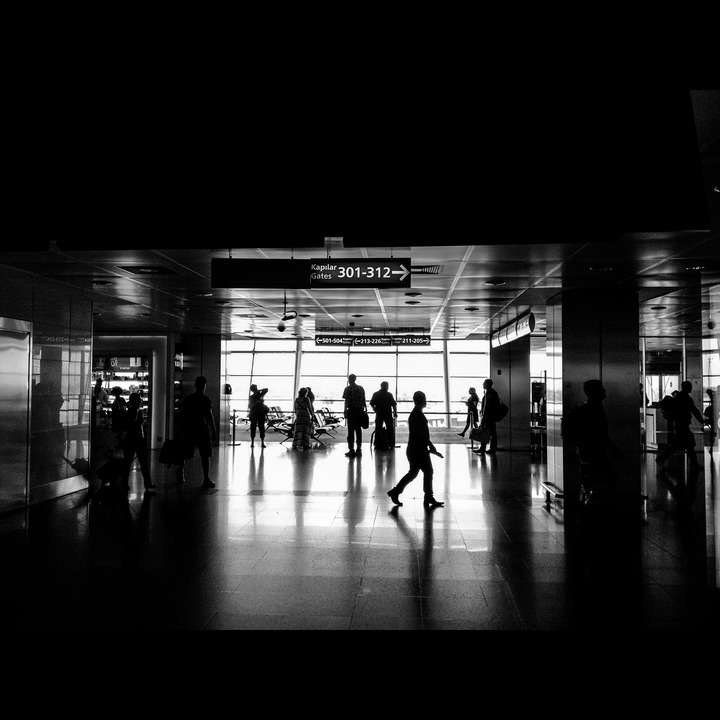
xmin=349 ymin=321 xmax=355 ymax=327
xmin=709 ymin=321 xmax=717 ymax=330
xmin=277 ymin=321 xmax=286 ymax=332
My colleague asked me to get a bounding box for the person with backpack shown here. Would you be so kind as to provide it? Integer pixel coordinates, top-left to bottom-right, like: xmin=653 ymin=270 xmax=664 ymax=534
xmin=122 ymin=392 xmax=155 ymax=493
xmin=370 ymin=381 xmax=397 ymax=450
xmin=473 ymin=379 xmax=500 ymax=455
xmin=656 ymin=380 xmax=707 ymax=469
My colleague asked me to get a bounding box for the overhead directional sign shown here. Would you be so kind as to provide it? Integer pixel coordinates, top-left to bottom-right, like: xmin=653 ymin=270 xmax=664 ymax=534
xmin=309 ymin=258 xmax=411 ymax=288
xmin=315 ymin=335 xmax=430 ymax=346
xmin=211 ymin=257 xmax=412 ymax=289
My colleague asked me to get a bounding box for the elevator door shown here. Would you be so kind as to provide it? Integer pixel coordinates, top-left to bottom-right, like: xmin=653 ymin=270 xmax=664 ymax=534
xmin=0 ymin=323 xmax=31 ymax=514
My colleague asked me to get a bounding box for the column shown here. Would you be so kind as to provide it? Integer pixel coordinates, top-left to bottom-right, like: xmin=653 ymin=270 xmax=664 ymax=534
xmin=546 ymin=288 xmax=641 ymax=512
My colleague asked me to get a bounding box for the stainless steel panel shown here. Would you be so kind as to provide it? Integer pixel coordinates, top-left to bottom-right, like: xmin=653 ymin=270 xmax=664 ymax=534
xmin=0 ymin=321 xmax=31 ymax=514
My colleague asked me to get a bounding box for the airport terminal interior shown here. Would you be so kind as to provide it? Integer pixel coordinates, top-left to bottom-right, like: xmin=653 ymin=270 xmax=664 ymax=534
xmin=1 ymin=85 xmax=719 ymax=633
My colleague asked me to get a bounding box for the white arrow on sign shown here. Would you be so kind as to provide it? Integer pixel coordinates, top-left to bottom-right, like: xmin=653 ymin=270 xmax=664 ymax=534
xmin=391 ymin=264 xmax=410 ymax=282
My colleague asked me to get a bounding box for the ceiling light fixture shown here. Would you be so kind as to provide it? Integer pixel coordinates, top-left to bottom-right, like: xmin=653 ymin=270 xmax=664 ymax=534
xmin=405 ymin=292 xmax=422 ymax=297
xmin=484 ymin=280 xmax=506 ymax=286
xmin=589 ymin=266 xmax=613 ymax=272
xmin=464 ymin=306 xmax=479 ymax=311
xmin=650 ymin=306 xmax=667 ymax=310
xmin=405 ymin=301 xmax=421 ymax=305
xmin=195 ymin=292 xmax=213 ymax=297
xmin=92 ymin=280 xmax=112 ymax=286
xmin=351 ymin=314 xmax=364 ymax=318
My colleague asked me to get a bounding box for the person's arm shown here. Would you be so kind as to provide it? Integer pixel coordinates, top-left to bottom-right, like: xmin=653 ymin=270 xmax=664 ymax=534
xmin=690 ymin=400 xmax=705 ymax=424
xmin=207 ymin=404 xmax=217 ymax=439
xmin=426 ymin=419 xmax=443 ymax=458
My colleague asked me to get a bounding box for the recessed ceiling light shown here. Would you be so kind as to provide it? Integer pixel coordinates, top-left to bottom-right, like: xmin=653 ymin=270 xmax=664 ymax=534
xmin=299 ymin=313 xmax=312 ymax=318
xmin=195 ymin=292 xmax=213 ymax=297
xmin=362 ymin=327 xmax=372 ymax=331
xmin=685 ymin=265 xmax=705 ymax=271
xmin=405 ymin=301 xmax=421 ymax=305
xmin=464 ymin=306 xmax=479 ymax=311
xmin=92 ymin=280 xmax=112 ymax=286
xmin=405 ymin=292 xmax=422 ymax=297
xmin=484 ymin=280 xmax=506 ymax=286
xmin=650 ymin=306 xmax=667 ymax=310
xmin=351 ymin=314 xmax=364 ymax=317
xmin=589 ymin=266 xmax=613 ymax=272
xmin=214 ymin=300 xmax=231 ymax=306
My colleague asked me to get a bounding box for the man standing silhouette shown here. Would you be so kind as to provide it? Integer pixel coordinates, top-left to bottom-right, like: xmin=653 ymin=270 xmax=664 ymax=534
xmin=343 ymin=374 xmax=366 ymax=457
xmin=177 ymin=376 xmax=218 ymax=488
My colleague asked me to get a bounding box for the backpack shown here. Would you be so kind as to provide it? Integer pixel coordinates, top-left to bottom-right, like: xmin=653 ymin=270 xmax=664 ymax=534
xmin=659 ymin=395 xmax=676 ymax=421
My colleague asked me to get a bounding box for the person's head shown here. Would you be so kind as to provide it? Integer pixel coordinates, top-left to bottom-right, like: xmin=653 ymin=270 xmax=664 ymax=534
xmin=413 ymin=390 xmax=427 ymax=407
xmin=195 ymin=376 xmax=207 ymax=392
xmin=681 ymin=380 xmax=693 ymax=393
xmin=298 ymin=387 xmax=308 ymax=398
xmin=482 ymin=379 xmax=493 ymax=390
xmin=111 ymin=386 xmax=123 ymax=397
xmin=128 ymin=392 xmax=141 ymax=408
xmin=95 ymin=378 xmax=103 ymax=387
xmin=250 ymin=384 xmax=258 ymax=392
xmin=469 ymin=387 xmax=476 ymax=394
xmin=381 ymin=381 xmax=389 ymax=391
xmin=348 ymin=374 xmax=356 ymax=384
xmin=583 ymin=379 xmax=606 ymax=402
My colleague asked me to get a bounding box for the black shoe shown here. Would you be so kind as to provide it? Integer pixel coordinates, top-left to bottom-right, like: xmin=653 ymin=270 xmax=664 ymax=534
xmin=387 ymin=488 xmax=403 ymax=506
xmin=345 ymin=450 xmax=356 ymax=457
xmin=457 ymin=432 xmax=465 ymax=437
xmin=202 ymin=479 xmax=216 ymax=489
xmin=424 ymin=497 xmax=444 ymax=508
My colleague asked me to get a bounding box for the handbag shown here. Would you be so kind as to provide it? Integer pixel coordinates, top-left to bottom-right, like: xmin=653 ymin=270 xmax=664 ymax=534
xmin=470 ymin=426 xmax=492 ymax=444
xmin=159 ymin=438 xmax=183 ymax=466
xmin=361 ymin=409 xmax=370 ymax=429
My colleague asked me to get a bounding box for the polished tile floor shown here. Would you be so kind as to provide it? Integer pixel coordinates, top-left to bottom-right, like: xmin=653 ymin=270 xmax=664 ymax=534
xmin=2 ymin=430 xmax=719 ymax=632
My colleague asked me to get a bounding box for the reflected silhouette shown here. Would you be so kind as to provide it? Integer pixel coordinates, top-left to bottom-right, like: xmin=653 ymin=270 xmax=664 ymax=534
xmin=342 ymin=457 xmax=367 ymax=534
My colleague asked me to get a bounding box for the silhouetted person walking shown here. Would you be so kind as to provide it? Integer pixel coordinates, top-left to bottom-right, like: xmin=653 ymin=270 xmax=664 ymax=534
xmin=387 ymin=390 xmax=444 ymax=509
xmin=177 ymin=376 xmax=217 ymax=488
xmin=474 ymin=379 xmax=499 ymax=455
xmin=656 ymin=380 xmax=705 ymax=469
xmin=566 ymin=379 xmax=623 ymax=497
xmin=457 ymin=386 xmax=479 ymax=437
xmin=122 ymin=392 xmax=155 ymax=493
xmin=370 ymin=381 xmax=397 ymax=450
xmin=248 ymin=383 xmax=269 ymax=448
xmin=343 ymin=374 xmax=366 ymax=457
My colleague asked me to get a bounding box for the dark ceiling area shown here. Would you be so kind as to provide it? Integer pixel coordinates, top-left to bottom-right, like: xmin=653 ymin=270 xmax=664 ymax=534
xmin=3 ymin=87 xmax=719 ymax=350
